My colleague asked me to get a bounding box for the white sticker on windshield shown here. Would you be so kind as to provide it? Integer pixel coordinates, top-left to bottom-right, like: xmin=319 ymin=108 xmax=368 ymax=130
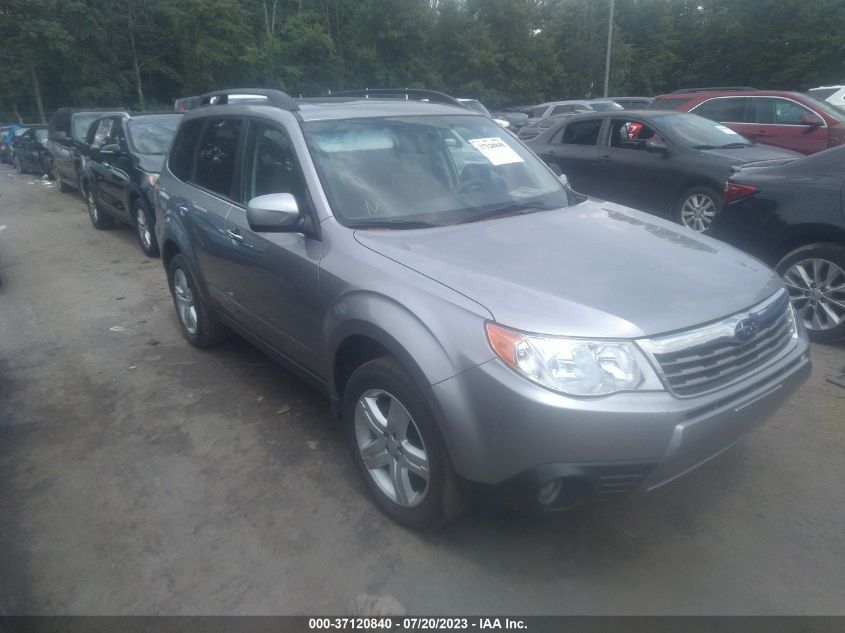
xmin=715 ymin=124 xmax=739 ymax=135
xmin=468 ymin=137 xmax=524 ymax=166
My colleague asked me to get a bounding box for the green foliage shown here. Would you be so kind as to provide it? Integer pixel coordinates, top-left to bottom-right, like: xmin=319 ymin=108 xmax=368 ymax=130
xmin=1 ymin=0 xmax=844 ymax=122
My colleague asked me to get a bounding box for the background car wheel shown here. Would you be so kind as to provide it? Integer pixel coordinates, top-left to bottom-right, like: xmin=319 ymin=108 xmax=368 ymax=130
xmin=343 ymin=356 xmax=466 ymax=530
xmin=777 ymin=243 xmax=845 ymax=343
xmin=133 ymin=200 xmax=159 ymax=257
xmin=85 ymin=185 xmax=113 ymax=230
xmin=55 ymin=165 xmax=71 ymax=192
xmin=14 ymin=156 xmax=23 ymax=174
xmin=167 ymin=254 xmax=228 ymax=347
xmin=676 ymin=186 xmax=721 ymax=233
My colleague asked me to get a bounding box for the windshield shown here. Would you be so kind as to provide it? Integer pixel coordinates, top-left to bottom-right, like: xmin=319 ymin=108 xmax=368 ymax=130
xmin=651 ymin=113 xmax=753 ymax=148
xmin=128 ymin=116 xmax=182 ymax=155
xmin=461 ymin=100 xmax=492 ymax=117
xmin=303 ymin=115 xmax=573 ymax=228
xmin=13 ymin=127 xmax=27 ymax=136
xmin=590 ymin=102 xmax=624 ymax=112
xmin=808 ymin=88 xmax=839 ymax=101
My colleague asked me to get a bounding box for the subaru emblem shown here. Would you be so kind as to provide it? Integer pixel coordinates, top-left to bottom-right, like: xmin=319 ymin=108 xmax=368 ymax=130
xmin=735 ymin=317 xmax=759 ymax=341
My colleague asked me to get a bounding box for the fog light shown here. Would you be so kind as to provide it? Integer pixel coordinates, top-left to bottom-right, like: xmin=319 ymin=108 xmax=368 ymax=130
xmin=537 ymin=479 xmax=563 ymax=506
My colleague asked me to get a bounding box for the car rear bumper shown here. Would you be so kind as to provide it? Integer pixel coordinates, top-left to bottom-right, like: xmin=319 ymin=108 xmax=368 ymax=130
xmin=432 ymin=333 xmax=811 ymax=511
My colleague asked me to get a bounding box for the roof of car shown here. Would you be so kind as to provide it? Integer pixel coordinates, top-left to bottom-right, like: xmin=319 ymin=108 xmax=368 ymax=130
xmin=562 ymin=109 xmax=678 ymax=120
xmin=654 ymin=89 xmax=810 ymax=100
xmin=183 ymin=98 xmax=478 ymax=122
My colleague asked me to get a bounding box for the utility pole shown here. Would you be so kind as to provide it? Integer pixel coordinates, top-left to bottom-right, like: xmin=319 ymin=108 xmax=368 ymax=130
xmin=603 ymin=0 xmax=615 ymax=98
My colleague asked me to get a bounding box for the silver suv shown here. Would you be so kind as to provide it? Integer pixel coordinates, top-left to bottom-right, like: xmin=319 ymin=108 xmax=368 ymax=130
xmin=156 ymin=89 xmax=811 ymax=529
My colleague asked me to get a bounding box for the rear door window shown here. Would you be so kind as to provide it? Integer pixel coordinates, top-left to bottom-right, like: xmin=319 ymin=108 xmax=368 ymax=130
xmin=554 ymin=119 xmax=603 ymax=145
xmin=169 ymin=118 xmax=204 ymax=182
xmin=692 ymin=97 xmax=751 ymax=123
xmin=194 ymin=118 xmax=243 ymax=198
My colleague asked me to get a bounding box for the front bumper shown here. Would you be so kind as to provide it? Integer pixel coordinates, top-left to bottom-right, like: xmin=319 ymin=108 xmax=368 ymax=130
xmin=431 ymin=333 xmax=811 ymax=510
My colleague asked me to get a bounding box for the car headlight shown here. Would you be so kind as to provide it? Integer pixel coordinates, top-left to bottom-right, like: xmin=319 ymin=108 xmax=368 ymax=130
xmin=486 ymin=322 xmax=663 ymax=396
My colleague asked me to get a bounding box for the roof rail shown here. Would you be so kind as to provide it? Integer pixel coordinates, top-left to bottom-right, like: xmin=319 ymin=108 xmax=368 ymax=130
xmin=197 ymin=89 xmax=299 ymax=111
xmin=670 ymin=87 xmax=758 ymax=94
xmin=329 ymin=88 xmax=463 ymax=107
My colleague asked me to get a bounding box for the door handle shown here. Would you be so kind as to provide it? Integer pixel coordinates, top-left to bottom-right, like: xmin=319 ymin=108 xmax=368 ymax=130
xmin=176 ymin=203 xmax=189 ymax=213
xmin=225 ymin=228 xmax=244 ymax=242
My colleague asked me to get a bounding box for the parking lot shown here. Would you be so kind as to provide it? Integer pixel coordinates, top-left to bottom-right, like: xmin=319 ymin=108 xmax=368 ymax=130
xmin=1 ymin=163 xmax=844 ymax=615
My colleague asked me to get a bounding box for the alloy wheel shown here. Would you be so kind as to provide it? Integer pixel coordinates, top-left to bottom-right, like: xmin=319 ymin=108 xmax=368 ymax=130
xmin=354 ymin=389 xmax=430 ymax=507
xmin=172 ymin=268 xmax=198 ymax=335
xmin=86 ymin=187 xmax=99 ymax=223
xmin=783 ymin=258 xmax=845 ymax=332
xmin=680 ymin=193 xmax=717 ymax=232
xmin=136 ymin=207 xmax=152 ymax=249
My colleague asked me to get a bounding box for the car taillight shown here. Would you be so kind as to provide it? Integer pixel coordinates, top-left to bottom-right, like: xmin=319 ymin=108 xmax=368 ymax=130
xmin=723 ymin=182 xmax=758 ymax=205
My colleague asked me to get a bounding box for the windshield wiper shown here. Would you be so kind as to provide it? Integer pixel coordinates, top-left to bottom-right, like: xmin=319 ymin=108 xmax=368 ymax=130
xmin=455 ymin=201 xmax=560 ymax=224
xmin=348 ymin=219 xmax=438 ymax=230
xmin=692 ymin=144 xmax=717 ymax=150
xmin=717 ymin=142 xmax=752 ymax=149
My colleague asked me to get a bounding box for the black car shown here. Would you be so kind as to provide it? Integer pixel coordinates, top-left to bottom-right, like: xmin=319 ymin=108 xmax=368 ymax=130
xmin=49 ymin=107 xmax=128 ymax=193
xmin=526 ymin=110 xmax=801 ymax=232
xmin=82 ymin=112 xmax=182 ymax=256
xmin=11 ymin=124 xmax=51 ymax=175
xmin=711 ymin=145 xmax=845 ymax=342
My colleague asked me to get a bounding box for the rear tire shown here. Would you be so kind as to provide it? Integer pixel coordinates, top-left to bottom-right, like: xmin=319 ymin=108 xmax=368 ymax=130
xmin=133 ymin=200 xmax=160 ymax=257
xmin=776 ymin=243 xmax=845 ymax=343
xmin=675 ymin=185 xmax=721 ymax=233
xmin=343 ymin=356 xmax=466 ymax=530
xmin=166 ymin=253 xmax=228 ymax=347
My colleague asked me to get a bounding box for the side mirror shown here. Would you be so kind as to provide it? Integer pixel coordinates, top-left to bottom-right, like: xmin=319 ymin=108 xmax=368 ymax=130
xmin=546 ymin=162 xmax=563 ymax=177
xmin=246 ymin=193 xmax=301 ymax=231
xmin=645 ymin=140 xmax=669 ymax=154
xmin=800 ymin=114 xmax=822 ymax=128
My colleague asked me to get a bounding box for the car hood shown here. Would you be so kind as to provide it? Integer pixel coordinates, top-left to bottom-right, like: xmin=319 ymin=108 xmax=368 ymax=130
xmin=699 ymin=144 xmax=802 ymax=164
xmin=354 ymin=200 xmax=784 ymax=338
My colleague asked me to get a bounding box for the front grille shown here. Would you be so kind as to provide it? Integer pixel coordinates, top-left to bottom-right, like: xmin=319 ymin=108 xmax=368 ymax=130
xmin=641 ymin=290 xmax=796 ymax=398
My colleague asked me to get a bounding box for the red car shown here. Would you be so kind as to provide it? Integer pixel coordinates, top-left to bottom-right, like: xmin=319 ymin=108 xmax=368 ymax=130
xmin=650 ymin=87 xmax=845 ymax=154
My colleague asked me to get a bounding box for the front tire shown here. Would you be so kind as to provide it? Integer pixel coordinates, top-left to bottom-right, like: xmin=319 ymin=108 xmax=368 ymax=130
xmin=344 ymin=356 xmax=465 ymax=530
xmin=85 ymin=184 xmax=113 ymax=230
xmin=167 ymin=254 xmax=228 ymax=347
xmin=55 ymin=164 xmax=71 ymax=192
xmin=133 ymin=200 xmax=159 ymax=257
xmin=14 ymin=156 xmax=23 ymax=174
xmin=675 ymin=185 xmax=721 ymax=233
xmin=777 ymin=243 xmax=845 ymax=343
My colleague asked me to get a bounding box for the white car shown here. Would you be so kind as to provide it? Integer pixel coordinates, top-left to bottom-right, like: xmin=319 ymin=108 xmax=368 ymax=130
xmin=808 ymin=85 xmax=845 ymax=113
xmin=457 ymin=98 xmax=511 ymax=129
